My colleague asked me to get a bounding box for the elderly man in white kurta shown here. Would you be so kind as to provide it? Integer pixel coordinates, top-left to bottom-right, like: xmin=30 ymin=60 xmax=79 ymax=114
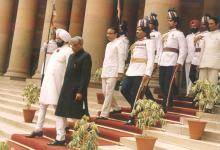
xmin=199 ymin=17 xmax=220 ymax=112
xmin=26 ymin=29 xmax=72 ymax=138
xmin=97 ymin=26 xmax=126 ymax=120
xmin=189 ymin=16 xmax=210 ymax=92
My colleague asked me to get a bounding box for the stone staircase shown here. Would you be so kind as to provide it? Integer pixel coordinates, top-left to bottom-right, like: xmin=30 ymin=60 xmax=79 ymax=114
xmin=0 ymin=76 xmax=220 ymax=149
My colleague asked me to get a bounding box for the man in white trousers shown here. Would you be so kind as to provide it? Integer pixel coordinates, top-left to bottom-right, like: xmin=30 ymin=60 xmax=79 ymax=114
xmin=26 ymin=29 xmax=72 ymax=138
xmin=96 ymin=26 xmax=126 ymax=120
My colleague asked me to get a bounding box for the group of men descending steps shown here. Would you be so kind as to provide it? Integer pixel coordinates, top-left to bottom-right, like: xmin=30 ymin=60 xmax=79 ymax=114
xmin=8 ymin=92 xmax=198 ymax=150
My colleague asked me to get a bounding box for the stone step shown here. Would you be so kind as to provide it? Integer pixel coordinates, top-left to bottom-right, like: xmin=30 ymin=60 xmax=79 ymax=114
xmin=181 ymin=117 xmax=220 ymax=131
xmin=214 ymin=105 xmax=220 ymax=114
xmin=0 ymin=87 xmax=128 ymax=108
xmin=165 ymin=123 xmax=220 ymax=143
xmin=0 ymin=118 xmax=29 ymax=139
xmin=0 ymin=87 xmax=23 ymax=95
xmin=0 ymin=81 xmax=25 ymax=86
xmin=157 ymin=99 xmax=194 ymax=108
xmin=0 ymin=88 xmax=103 ymax=112
xmin=0 ymin=97 xmax=100 ymax=126
xmin=98 ymin=145 xmax=133 ymax=150
xmin=143 ymin=129 xmax=220 ymax=150
xmin=120 ymin=136 xmax=191 ymax=150
xmin=197 ymin=112 xmax=220 ymax=121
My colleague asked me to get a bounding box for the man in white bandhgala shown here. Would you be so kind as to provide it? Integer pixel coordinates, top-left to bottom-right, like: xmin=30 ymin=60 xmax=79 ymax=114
xmin=199 ymin=16 xmax=220 ymax=113
xmin=26 ymin=28 xmax=72 ymax=138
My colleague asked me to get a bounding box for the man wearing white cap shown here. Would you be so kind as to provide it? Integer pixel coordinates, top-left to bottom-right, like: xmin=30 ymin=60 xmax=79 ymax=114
xmin=26 ymin=28 xmax=72 ymax=138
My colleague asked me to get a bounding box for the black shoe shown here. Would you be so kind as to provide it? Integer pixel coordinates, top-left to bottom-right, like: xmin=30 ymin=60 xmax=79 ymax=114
xmin=25 ymin=131 xmax=43 ymax=138
xmin=96 ymin=116 xmax=108 ymax=120
xmin=125 ymin=117 xmax=135 ymax=125
xmin=48 ymin=140 xmax=65 ymax=146
xmin=110 ymin=109 xmax=122 ymax=115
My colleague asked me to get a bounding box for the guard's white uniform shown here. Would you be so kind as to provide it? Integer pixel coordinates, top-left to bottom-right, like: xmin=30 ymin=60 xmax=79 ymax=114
xmin=150 ymin=30 xmax=163 ymax=64
xmin=121 ymin=38 xmax=156 ymax=108
xmin=193 ymin=31 xmax=209 ymax=66
xmin=40 ymin=40 xmax=57 ymax=75
xmin=185 ymin=33 xmax=196 ymax=95
xmin=126 ymin=38 xmax=156 ymax=76
xmin=117 ymin=34 xmax=129 ymax=60
xmin=158 ymin=28 xmax=187 ymax=66
xmin=100 ymin=38 xmax=126 ymax=117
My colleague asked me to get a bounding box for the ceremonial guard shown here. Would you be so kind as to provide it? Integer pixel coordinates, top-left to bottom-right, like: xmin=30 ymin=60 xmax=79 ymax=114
xmin=185 ymin=19 xmax=200 ymax=95
xmin=118 ymin=21 xmax=129 ymax=60
xmin=158 ymin=9 xmax=187 ymax=112
xmin=121 ymin=18 xmax=156 ymax=125
xmin=149 ymin=13 xmax=163 ymax=65
xmin=191 ymin=14 xmax=210 ymax=87
xmin=40 ymin=28 xmax=57 ymax=75
xmin=26 ymin=29 xmax=72 ymax=138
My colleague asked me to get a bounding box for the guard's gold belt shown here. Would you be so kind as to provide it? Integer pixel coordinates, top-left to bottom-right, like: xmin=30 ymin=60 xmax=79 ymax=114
xmin=163 ymin=47 xmax=179 ymax=54
xmin=195 ymin=48 xmax=201 ymax=52
xmin=131 ymin=58 xmax=147 ymax=64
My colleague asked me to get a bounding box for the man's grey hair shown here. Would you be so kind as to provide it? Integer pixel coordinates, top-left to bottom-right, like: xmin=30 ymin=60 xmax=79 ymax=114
xmin=69 ymin=36 xmax=83 ymax=45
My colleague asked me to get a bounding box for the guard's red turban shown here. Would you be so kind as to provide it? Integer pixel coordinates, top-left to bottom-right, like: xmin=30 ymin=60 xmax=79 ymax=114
xmin=189 ymin=19 xmax=201 ymax=28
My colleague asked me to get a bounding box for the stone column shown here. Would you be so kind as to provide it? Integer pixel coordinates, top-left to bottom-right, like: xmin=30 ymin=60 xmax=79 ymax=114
xmin=0 ymin=0 xmax=14 ymax=75
xmin=137 ymin=0 xmax=146 ymax=20
xmin=69 ymin=0 xmax=87 ymax=36
xmin=33 ymin=0 xmax=72 ymax=79
xmin=144 ymin=0 xmax=180 ymax=33
xmin=203 ymin=0 xmax=220 ymax=17
xmin=180 ymin=1 xmax=203 ymax=35
xmin=5 ymin=0 xmax=38 ymax=78
xmin=82 ymin=0 xmax=114 ymax=74
xmin=122 ymin=0 xmax=139 ymax=44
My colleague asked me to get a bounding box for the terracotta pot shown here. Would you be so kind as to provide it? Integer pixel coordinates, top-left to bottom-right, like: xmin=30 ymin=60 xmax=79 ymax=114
xmin=136 ymin=135 xmax=157 ymax=150
xmin=23 ymin=109 xmax=36 ymax=123
xmin=96 ymin=92 xmax=104 ymax=104
xmin=188 ymin=120 xmax=207 ymax=140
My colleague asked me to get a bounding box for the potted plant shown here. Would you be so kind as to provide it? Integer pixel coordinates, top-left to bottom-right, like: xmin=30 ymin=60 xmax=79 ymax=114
xmin=188 ymin=80 xmax=219 ymax=140
xmin=22 ymin=82 xmax=40 ymax=123
xmin=68 ymin=115 xmax=99 ymax=150
xmin=0 ymin=141 xmax=14 ymax=150
xmin=94 ymin=67 xmax=105 ymax=104
xmin=214 ymin=80 xmax=220 ymax=105
xmin=131 ymin=98 xmax=165 ymax=150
